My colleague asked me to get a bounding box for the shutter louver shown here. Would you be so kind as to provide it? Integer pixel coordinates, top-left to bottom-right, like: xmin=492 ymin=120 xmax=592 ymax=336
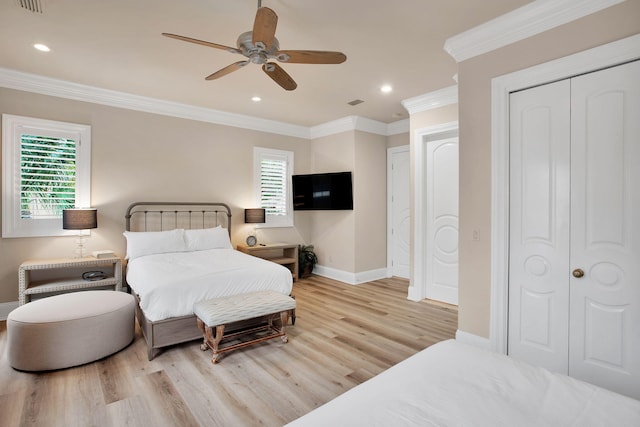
xmin=20 ymin=134 xmax=77 ymax=219
xmin=260 ymin=157 xmax=287 ymax=216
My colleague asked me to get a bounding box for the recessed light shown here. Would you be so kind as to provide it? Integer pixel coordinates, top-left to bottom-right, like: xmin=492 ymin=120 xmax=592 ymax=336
xmin=251 ymin=96 xmax=261 ymax=102
xmin=380 ymin=84 xmax=393 ymax=93
xmin=33 ymin=43 xmax=50 ymax=52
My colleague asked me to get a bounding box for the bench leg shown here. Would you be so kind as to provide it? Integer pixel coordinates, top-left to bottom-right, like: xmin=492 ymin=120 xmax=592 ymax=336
xmin=280 ymin=311 xmax=289 ymax=343
xmin=197 ymin=318 xmax=209 ymax=351
xmin=290 ymin=295 xmax=296 ymax=325
xmin=198 ymin=318 xmax=226 ymax=363
xmin=211 ymin=325 xmax=225 ymax=364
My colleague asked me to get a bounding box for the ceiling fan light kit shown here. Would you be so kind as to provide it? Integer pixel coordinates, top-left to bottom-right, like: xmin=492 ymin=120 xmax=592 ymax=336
xmin=162 ymin=2 xmax=346 ymax=91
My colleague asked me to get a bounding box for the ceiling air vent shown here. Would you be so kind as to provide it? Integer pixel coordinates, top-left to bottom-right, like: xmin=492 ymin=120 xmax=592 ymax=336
xmin=17 ymin=0 xmax=44 ymax=13
xmin=348 ymin=99 xmax=364 ymax=106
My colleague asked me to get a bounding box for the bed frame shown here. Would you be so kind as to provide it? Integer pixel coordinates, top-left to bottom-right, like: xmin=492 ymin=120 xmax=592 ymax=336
xmin=125 ymin=201 xmax=233 ymax=360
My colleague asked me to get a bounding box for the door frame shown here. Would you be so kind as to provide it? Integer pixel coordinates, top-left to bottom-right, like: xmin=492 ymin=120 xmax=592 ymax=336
xmin=387 ymin=145 xmax=410 ymax=278
xmin=490 ymin=34 xmax=640 ymax=354
xmin=408 ymin=121 xmax=458 ymax=301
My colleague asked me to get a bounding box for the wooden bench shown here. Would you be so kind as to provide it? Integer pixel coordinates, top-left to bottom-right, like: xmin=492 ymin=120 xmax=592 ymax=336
xmin=193 ymin=291 xmax=296 ymax=364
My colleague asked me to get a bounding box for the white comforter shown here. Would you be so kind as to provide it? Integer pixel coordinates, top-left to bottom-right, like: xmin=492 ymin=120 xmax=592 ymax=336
xmin=286 ymin=339 xmax=640 ymax=427
xmin=126 ymin=249 xmax=293 ymax=321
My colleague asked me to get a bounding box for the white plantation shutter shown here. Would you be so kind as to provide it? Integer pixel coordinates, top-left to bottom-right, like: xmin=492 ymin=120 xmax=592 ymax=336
xmin=3 ymin=115 xmax=91 ymax=238
xmin=20 ymin=134 xmax=77 ymax=219
xmin=260 ymin=157 xmax=287 ymax=216
xmin=254 ymin=147 xmax=293 ymax=227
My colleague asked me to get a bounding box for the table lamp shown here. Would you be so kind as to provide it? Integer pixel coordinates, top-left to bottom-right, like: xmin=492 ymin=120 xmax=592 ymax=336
xmin=244 ymin=208 xmax=265 ymax=247
xmin=63 ymin=208 xmax=97 ymax=258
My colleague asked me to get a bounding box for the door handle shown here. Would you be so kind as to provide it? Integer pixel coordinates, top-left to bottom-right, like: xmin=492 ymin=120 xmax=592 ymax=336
xmin=572 ymin=268 xmax=585 ymax=278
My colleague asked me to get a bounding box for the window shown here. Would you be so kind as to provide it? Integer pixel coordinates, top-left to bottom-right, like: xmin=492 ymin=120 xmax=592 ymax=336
xmin=2 ymin=114 xmax=91 ymax=238
xmin=253 ymin=147 xmax=293 ymax=227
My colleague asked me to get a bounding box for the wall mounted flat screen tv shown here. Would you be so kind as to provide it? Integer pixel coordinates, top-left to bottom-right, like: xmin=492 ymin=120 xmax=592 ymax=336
xmin=292 ymin=172 xmax=353 ymax=210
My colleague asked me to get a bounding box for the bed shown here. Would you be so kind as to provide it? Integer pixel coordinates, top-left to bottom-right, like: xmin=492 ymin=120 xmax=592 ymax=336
xmin=124 ymin=202 xmax=293 ymax=360
xmin=285 ymin=339 xmax=640 ymax=426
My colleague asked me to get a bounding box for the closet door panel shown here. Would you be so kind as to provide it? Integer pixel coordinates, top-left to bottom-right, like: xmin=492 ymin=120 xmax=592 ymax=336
xmin=569 ymin=60 xmax=640 ymax=399
xmin=508 ymin=79 xmax=571 ymax=373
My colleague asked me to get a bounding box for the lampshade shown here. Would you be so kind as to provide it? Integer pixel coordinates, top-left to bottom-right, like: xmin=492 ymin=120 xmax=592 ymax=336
xmin=244 ymin=208 xmax=266 ymax=224
xmin=63 ymin=208 xmax=98 ymax=230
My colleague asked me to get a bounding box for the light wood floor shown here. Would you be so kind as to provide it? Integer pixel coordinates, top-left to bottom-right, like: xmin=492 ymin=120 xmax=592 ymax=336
xmin=0 ymin=276 xmax=457 ymax=427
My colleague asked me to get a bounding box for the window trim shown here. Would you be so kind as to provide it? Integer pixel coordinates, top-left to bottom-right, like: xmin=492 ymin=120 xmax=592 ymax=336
xmin=2 ymin=114 xmax=91 ymax=238
xmin=253 ymin=146 xmax=293 ymax=228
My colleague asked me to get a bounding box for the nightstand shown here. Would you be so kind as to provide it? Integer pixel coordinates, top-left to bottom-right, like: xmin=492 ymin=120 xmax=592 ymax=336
xmin=18 ymin=256 xmax=123 ymax=305
xmin=237 ymin=244 xmax=298 ymax=281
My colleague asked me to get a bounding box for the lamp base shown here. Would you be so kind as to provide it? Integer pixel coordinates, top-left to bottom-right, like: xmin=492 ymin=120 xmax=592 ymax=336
xmin=73 ymin=235 xmax=88 ymax=258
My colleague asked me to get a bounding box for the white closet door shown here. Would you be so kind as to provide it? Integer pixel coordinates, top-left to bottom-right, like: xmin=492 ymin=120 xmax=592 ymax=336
xmin=425 ymin=138 xmax=458 ymax=305
xmin=508 ymin=79 xmax=571 ymax=373
xmin=509 ymin=60 xmax=640 ymax=399
xmin=568 ymin=60 xmax=640 ymax=398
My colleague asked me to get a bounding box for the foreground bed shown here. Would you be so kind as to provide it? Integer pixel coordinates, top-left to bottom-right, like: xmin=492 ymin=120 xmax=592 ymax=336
xmin=124 ymin=202 xmax=293 ymax=360
xmin=285 ymin=339 xmax=640 ymax=426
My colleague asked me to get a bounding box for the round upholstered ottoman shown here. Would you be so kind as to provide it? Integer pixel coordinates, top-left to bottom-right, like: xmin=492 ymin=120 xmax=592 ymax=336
xmin=7 ymin=290 xmax=136 ymax=371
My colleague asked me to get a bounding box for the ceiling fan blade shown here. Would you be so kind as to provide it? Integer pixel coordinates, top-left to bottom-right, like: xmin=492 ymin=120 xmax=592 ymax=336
xmin=262 ymin=63 xmax=297 ymax=91
xmin=205 ymin=61 xmax=249 ymax=80
xmin=252 ymin=7 xmax=278 ymax=51
xmin=162 ymin=33 xmax=241 ymax=54
xmin=276 ymin=50 xmax=347 ymax=64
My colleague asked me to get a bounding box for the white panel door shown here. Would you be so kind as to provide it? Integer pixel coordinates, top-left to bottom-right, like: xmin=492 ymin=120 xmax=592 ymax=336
xmin=390 ymin=147 xmax=410 ymax=278
xmin=508 ymin=79 xmax=571 ymax=373
xmin=509 ymin=60 xmax=640 ymax=399
xmin=425 ymin=138 xmax=458 ymax=305
xmin=568 ymin=60 xmax=640 ymax=399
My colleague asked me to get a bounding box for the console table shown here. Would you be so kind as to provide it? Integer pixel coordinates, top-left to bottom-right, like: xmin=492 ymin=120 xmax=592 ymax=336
xmin=19 ymin=256 xmax=123 ymax=305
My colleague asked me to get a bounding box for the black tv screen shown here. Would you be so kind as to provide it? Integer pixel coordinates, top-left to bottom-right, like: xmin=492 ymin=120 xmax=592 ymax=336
xmin=292 ymin=172 xmax=353 ymax=210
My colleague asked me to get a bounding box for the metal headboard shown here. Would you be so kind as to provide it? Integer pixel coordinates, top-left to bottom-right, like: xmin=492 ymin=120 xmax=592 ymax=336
xmin=125 ymin=202 xmax=232 ymax=236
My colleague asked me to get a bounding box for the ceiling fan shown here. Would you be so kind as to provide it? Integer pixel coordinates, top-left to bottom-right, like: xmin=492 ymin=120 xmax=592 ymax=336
xmin=162 ymin=1 xmax=347 ymax=91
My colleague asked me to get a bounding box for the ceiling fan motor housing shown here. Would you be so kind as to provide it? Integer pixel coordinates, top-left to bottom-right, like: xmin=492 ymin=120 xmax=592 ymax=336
xmin=238 ymin=31 xmax=278 ymax=62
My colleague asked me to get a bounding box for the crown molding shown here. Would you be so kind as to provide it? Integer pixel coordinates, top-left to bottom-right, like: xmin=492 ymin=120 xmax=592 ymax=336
xmin=0 ymin=67 xmax=410 ymax=140
xmin=401 ymin=85 xmax=458 ymax=115
xmin=0 ymin=67 xmax=310 ymax=139
xmin=309 ymin=116 xmax=358 ymax=139
xmin=309 ymin=116 xmax=409 ymax=139
xmin=387 ymin=119 xmax=410 ymax=135
xmin=353 ymin=116 xmax=392 ymax=136
xmin=444 ymin=0 xmax=626 ymax=63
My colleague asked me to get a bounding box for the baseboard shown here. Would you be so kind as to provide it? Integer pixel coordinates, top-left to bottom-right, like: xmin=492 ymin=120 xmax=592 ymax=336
xmin=312 ymin=265 xmax=388 ymax=285
xmin=354 ymin=268 xmax=388 ymax=284
xmin=455 ymin=329 xmax=492 ymax=351
xmin=0 ymin=301 xmax=19 ymax=321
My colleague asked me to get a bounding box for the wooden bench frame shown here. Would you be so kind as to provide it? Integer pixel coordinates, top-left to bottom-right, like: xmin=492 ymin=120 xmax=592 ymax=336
xmin=196 ymin=310 xmax=291 ymax=364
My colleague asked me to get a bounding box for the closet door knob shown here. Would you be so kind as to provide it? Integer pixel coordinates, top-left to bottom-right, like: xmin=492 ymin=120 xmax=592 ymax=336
xmin=572 ymin=268 xmax=585 ymax=278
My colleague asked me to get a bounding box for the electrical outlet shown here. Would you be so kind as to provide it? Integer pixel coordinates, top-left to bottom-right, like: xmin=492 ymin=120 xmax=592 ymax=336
xmin=472 ymin=230 xmax=480 ymax=241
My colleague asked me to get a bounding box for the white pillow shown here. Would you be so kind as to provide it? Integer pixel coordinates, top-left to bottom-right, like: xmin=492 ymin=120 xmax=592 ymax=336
xmin=184 ymin=226 xmax=232 ymax=251
xmin=123 ymin=229 xmax=186 ymax=260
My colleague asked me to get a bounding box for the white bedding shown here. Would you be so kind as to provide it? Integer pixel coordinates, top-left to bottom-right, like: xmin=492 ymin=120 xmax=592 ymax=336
xmin=126 ymin=249 xmax=293 ymax=322
xmin=286 ymin=339 xmax=640 ymax=427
